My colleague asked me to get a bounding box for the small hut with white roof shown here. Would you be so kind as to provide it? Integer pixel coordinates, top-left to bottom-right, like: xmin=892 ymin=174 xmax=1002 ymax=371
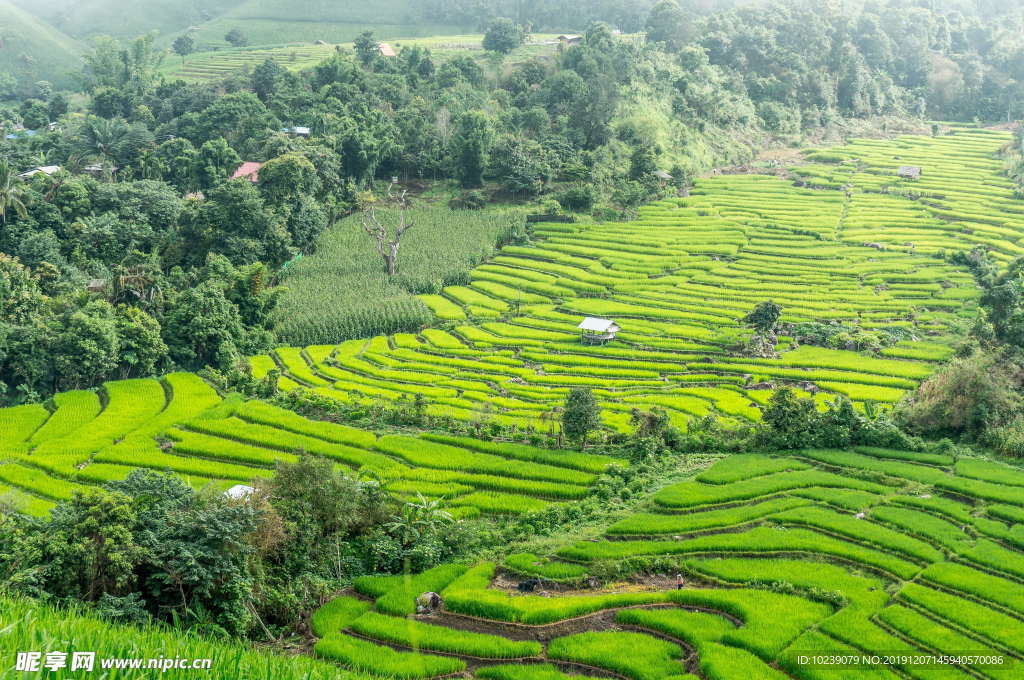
xmin=577 ymin=317 xmax=620 ymax=345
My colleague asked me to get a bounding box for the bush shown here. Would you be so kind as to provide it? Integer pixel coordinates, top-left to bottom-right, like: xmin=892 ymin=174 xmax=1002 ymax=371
xmin=556 ymin=184 xmax=596 ymax=212
xmin=449 ymin=190 xmax=487 ymax=210
xmin=897 ymin=351 xmax=1022 ymax=439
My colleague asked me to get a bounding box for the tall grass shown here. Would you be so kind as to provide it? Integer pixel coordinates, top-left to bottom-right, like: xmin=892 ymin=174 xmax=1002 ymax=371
xmin=0 ymin=595 xmax=370 ymax=679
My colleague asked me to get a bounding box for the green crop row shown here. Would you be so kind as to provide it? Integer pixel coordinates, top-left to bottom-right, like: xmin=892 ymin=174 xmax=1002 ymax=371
xmin=314 ymin=633 xmax=465 ymax=678
xmin=166 ymin=429 xmax=295 ymax=467
xmin=871 ymin=506 xmax=972 ymax=552
xmin=0 ymin=463 xmax=89 ymax=501
xmin=920 ymin=562 xmax=1024 ymax=616
xmin=451 ymin=491 xmax=551 ymax=514
xmin=420 ymin=434 xmax=618 ymax=473
xmin=0 ymin=403 xmax=50 ymax=447
xmin=616 ymin=607 xmax=734 ymax=645
xmin=476 ymin=664 xmax=606 ymax=680
xmin=33 ymin=379 xmax=167 ymax=459
xmin=768 ymin=506 xmax=943 ymax=563
xmin=503 ymin=553 xmax=589 ymax=580
xmin=356 ymin=563 xmax=469 ymax=617
xmin=876 ymin=605 xmax=1019 ymax=680
xmin=696 ymin=455 xmax=811 ymax=484
xmin=955 ymin=458 xmax=1024 ymax=487
xmin=310 ymin=596 xmax=370 ymax=637
xmin=230 ymin=400 xmax=379 ymax=452
xmin=547 ymin=631 xmax=688 ymax=680
xmin=407 ymin=468 xmax=588 ymax=500
xmin=699 ymin=642 xmax=790 ymax=680
xmin=653 ymin=470 xmax=889 ymax=509
xmin=557 ymin=526 xmax=919 ymax=579
xmin=607 ymin=497 xmax=810 ymax=536
xmin=373 ymin=435 xmax=592 ymax=486
xmin=350 ymin=611 xmax=541 ymax=659
xmin=898 ymin=583 xmax=1024 ymax=654
xmin=185 ymin=417 xmax=399 ymax=474
xmin=29 ymin=391 xmax=101 ymax=443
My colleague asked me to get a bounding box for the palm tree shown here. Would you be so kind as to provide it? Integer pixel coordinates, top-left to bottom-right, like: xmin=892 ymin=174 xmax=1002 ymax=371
xmin=0 ymin=160 xmax=30 ymax=224
xmin=72 ymin=117 xmax=154 ymax=177
xmin=73 ymin=116 xmax=129 ymax=166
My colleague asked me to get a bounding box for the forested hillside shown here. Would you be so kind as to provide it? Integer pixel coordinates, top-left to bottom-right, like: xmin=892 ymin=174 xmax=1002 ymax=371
xmin=0 ymin=0 xmax=81 ymax=91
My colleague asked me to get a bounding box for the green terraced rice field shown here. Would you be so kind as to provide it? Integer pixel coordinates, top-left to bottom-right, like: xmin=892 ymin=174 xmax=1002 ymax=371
xmin=308 ymin=446 xmax=1024 ymax=679
xmin=161 ymin=34 xmax=563 ymax=83
xmin=256 ymin=129 xmax=1013 ymax=433
xmin=0 ymin=376 xmax=620 ymax=518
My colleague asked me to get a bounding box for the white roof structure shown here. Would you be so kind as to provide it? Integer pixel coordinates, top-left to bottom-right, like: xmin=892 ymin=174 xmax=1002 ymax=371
xmin=578 ymin=317 xmax=619 ymax=333
xmin=19 ymin=165 xmax=60 ymax=179
xmin=224 ymin=484 xmax=255 ymax=499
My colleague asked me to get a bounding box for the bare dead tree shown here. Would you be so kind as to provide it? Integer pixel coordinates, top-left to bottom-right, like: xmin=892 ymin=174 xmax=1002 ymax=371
xmin=361 ymin=181 xmax=413 ymax=277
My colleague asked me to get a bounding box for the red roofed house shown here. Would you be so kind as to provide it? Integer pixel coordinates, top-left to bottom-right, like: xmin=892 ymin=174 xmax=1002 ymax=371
xmin=377 ymin=42 xmax=397 ymax=58
xmin=232 ymin=161 xmax=262 ymax=183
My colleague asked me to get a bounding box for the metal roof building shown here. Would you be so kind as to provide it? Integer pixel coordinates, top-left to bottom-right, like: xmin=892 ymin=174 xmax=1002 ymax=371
xmin=577 ymin=317 xmax=620 ymax=344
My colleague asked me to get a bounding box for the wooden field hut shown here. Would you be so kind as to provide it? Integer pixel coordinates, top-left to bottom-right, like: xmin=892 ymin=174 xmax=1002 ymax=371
xmin=378 ymin=42 xmax=397 ymax=58
xmin=578 ymin=317 xmax=620 ymax=345
xmin=898 ymin=165 xmax=922 ymax=180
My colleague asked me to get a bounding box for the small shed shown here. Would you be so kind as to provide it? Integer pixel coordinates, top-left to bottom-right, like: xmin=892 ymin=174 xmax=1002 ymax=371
xmin=232 ymin=161 xmax=262 ymax=183
xmin=83 ymin=163 xmax=115 ymax=176
xmin=898 ymin=166 xmax=921 ymax=180
xmin=558 ymin=34 xmax=583 ymax=45
xmin=282 ymin=126 xmax=311 ymax=137
xmin=18 ymin=165 xmax=60 ymax=179
xmin=86 ymin=278 xmax=107 ymax=293
xmin=225 ymin=484 xmax=255 ymax=500
xmin=378 ymin=42 xmax=397 ymax=58
xmin=578 ymin=317 xmax=620 ymax=345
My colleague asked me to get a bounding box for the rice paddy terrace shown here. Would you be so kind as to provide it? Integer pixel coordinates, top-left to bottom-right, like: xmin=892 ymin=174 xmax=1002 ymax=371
xmin=160 ymin=35 xmax=563 ymax=83
xmin=0 ymin=373 xmax=619 ymax=518
xmin=254 ymin=128 xmax=1018 ymax=432
xmin=311 ymin=447 xmax=1024 ymax=680
xmin=162 ymin=43 xmax=341 ymax=82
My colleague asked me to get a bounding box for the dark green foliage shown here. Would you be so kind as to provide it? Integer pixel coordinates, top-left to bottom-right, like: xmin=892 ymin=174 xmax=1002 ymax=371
xmin=224 ymin=28 xmax=249 ymax=47
xmin=898 ymin=351 xmax=1024 ymax=453
xmin=562 ymin=387 xmax=601 ymax=444
xmin=172 ymin=35 xmax=195 ymax=62
xmin=743 ymin=301 xmax=782 ymax=334
xmin=263 ymin=455 xmax=396 ymax=577
xmin=0 ymin=470 xmax=259 ymax=635
xmin=757 ymin=387 xmax=916 ymax=452
xmin=483 ymin=18 xmax=527 ymax=54
xmin=455 ymin=111 xmax=493 ymax=188
xmin=556 ymin=184 xmax=596 ymax=212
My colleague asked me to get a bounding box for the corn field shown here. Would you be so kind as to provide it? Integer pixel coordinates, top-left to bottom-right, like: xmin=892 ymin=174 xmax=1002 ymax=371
xmin=273 ymin=207 xmax=523 ymax=345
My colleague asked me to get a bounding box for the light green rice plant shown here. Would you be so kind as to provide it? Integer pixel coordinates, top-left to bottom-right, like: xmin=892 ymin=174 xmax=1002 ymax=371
xmin=349 ymin=611 xmax=541 ymax=659
xmin=313 ymin=633 xmax=465 ymax=678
